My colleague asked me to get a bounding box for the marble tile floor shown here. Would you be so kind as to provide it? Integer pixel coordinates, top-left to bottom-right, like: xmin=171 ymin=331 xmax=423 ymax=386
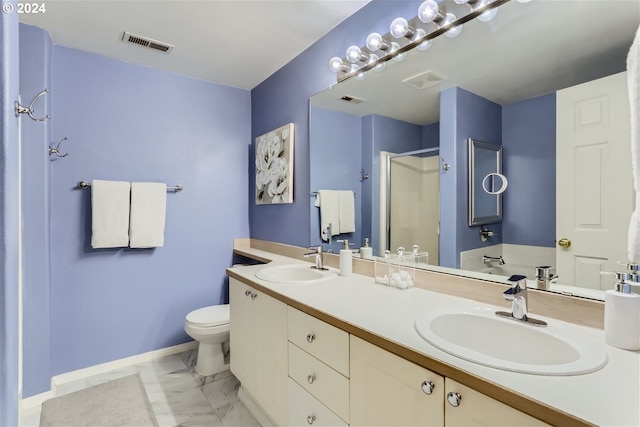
xmin=19 ymin=349 xmax=260 ymax=427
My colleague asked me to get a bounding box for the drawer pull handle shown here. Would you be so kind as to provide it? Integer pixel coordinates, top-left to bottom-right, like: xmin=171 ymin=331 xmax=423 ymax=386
xmin=244 ymin=290 xmax=252 ymax=297
xmin=447 ymin=392 xmax=462 ymax=407
xmin=250 ymin=292 xmax=257 ymax=300
xmin=307 ymin=415 xmax=316 ymax=425
xmin=421 ymin=380 xmax=435 ymax=395
xmin=307 ymin=374 xmax=316 ymax=384
xmin=306 ymin=333 xmax=315 ymax=343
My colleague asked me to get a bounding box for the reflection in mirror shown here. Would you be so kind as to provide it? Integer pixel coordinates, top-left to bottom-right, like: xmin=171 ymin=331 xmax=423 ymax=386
xmin=309 ymin=0 xmax=639 ymax=300
xmin=468 ymin=138 xmax=503 ymax=226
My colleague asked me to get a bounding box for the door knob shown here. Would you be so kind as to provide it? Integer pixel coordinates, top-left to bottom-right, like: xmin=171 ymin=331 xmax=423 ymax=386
xmin=558 ymin=238 xmax=571 ymax=248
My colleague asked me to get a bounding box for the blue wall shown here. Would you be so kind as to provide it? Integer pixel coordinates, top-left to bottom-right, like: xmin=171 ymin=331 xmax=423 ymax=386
xmin=440 ymin=87 xmax=502 ymax=268
xmin=502 ymin=93 xmax=556 ymax=247
xmin=0 ymin=1 xmax=20 ymax=424
xmin=250 ymin=0 xmax=422 ymax=247
xmin=19 ymin=23 xmax=52 ymax=398
xmin=48 ymin=46 xmax=250 ymax=377
xmin=309 ymin=106 xmax=362 ymax=252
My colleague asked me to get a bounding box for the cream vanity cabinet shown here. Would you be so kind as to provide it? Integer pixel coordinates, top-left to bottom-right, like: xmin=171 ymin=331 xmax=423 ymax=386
xmin=350 ymin=335 xmax=445 ymax=426
xmin=229 ymin=278 xmax=288 ymax=426
xmin=287 ymin=307 xmax=350 ymax=426
xmin=350 ymin=336 xmax=549 ymax=427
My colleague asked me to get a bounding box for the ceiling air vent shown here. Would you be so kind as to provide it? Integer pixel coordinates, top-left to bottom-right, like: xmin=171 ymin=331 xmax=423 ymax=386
xmin=122 ymin=32 xmax=174 ymax=54
xmin=339 ymin=95 xmax=366 ymax=104
xmin=402 ymin=70 xmax=447 ymax=90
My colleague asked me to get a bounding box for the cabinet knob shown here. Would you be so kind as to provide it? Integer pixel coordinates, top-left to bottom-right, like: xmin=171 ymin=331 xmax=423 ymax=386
xmin=306 ymin=415 xmax=316 ymax=425
xmin=250 ymin=292 xmax=257 ymax=300
xmin=245 ymin=289 xmax=252 ymax=297
xmin=421 ymin=380 xmax=435 ymax=395
xmin=306 ymin=333 xmax=316 ymax=343
xmin=447 ymin=392 xmax=462 ymax=407
xmin=307 ymin=374 xmax=316 ymax=384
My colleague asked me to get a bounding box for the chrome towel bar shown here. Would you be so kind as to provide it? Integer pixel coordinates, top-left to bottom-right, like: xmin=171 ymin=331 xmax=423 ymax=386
xmin=77 ymin=181 xmax=183 ymax=192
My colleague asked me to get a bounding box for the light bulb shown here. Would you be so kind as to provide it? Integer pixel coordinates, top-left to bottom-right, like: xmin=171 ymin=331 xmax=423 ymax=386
xmin=328 ymin=56 xmax=347 ymax=73
xmin=475 ymin=0 xmax=498 ymax=22
xmin=366 ymin=32 xmax=386 ymax=51
xmin=418 ymin=0 xmax=441 ymax=24
xmin=390 ymin=17 xmax=410 ymax=39
xmin=440 ymin=13 xmax=463 ymax=38
xmin=390 ymin=42 xmax=406 ymax=62
xmin=412 ymin=28 xmax=432 ymax=51
xmin=346 ymin=45 xmax=365 ymax=63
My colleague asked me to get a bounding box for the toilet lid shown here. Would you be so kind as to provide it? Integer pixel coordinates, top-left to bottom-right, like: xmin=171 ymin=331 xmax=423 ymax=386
xmin=186 ymin=304 xmax=229 ymax=327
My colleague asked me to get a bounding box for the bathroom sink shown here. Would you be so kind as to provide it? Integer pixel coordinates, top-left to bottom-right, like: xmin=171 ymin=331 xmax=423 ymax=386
xmin=414 ymin=306 xmax=607 ymax=375
xmin=255 ymin=264 xmax=337 ymax=284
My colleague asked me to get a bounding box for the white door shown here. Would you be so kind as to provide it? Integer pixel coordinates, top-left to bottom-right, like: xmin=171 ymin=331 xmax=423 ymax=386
xmin=556 ymin=72 xmax=633 ymax=289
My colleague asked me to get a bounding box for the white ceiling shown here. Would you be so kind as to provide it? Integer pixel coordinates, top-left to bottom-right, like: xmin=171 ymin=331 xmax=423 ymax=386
xmin=311 ymin=0 xmax=640 ymax=125
xmin=19 ymin=0 xmax=371 ymax=90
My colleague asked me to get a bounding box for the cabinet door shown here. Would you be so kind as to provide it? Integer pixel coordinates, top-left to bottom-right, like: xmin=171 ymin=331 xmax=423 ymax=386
xmin=444 ymin=379 xmax=550 ymax=427
xmin=350 ymin=335 xmax=445 ymax=427
xmin=253 ymin=289 xmax=288 ymax=426
xmin=229 ymin=278 xmax=253 ymax=388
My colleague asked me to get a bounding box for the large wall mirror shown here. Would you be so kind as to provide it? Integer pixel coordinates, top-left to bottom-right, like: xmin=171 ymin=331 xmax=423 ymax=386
xmin=309 ymin=0 xmax=639 ymax=300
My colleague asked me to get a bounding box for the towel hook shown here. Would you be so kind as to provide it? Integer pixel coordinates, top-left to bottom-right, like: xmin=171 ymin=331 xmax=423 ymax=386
xmin=441 ymin=157 xmax=451 ymax=171
xmin=49 ymin=137 xmax=69 ymax=158
xmin=360 ymin=169 xmax=369 ymax=182
xmin=15 ymin=89 xmax=50 ymax=122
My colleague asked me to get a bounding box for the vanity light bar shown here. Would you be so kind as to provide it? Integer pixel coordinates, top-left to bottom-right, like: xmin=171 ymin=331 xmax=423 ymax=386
xmin=330 ymin=0 xmax=512 ymax=83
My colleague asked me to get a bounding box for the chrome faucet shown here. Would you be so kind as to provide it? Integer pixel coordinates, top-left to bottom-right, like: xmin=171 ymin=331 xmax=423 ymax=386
xmin=497 ymin=274 xmax=547 ymax=326
xmin=304 ymin=245 xmax=329 ymax=270
xmin=483 ymin=255 xmax=505 ymax=265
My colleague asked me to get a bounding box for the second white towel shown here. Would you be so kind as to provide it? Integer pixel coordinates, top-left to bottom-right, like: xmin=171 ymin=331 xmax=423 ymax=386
xmin=129 ymin=182 xmax=167 ymax=248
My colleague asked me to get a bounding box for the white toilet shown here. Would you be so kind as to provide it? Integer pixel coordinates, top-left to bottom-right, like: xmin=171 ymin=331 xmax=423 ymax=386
xmin=184 ymin=304 xmax=230 ymax=376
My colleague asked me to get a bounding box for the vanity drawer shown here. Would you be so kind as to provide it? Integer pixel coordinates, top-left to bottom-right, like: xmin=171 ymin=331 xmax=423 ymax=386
xmin=287 ymin=307 xmax=349 ymax=376
xmin=288 ymin=378 xmax=347 ymax=427
xmin=288 ymin=342 xmax=350 ymax=423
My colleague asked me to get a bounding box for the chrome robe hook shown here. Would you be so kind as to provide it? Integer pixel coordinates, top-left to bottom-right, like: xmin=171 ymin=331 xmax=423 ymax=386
xmin=15 ymin=89 xmax=50 ymax=122
xmin=49 ymin=137 xmax=69 ymax=158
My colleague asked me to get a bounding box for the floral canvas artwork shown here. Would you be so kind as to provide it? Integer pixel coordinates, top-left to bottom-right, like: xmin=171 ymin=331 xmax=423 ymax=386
xmin=255 ymin=123 xmax=294 ymax=204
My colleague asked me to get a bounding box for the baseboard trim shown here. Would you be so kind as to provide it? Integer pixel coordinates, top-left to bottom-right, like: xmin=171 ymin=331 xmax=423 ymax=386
xmin=20 ymin=390 xmax=54 ymax=411
xmin=20 ymin=341 xmax=197 ymax=411
xmin=52 ymin=341 xmax=197 ymax=388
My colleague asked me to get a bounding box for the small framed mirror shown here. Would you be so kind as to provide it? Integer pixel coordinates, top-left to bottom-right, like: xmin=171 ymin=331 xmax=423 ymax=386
xmin=468 ymin=138 xmax=503 ymax=226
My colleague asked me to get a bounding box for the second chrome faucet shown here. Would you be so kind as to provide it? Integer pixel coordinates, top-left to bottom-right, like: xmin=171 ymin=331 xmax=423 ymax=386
xmin=304 ymin=245 xmax=330 ymax=270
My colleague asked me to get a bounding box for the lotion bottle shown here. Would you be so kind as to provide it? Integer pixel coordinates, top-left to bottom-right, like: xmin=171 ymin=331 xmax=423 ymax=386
xmin=338 ymin=240 xmax=353 ymax=277
xmin=360 ymin=238 xmax=373 ymax=260
xmin=604 ymin=272 xmax=640 ymax=351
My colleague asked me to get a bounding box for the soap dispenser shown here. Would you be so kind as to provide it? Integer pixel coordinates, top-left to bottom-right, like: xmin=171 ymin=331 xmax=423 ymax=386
xmin=604 ymin=272 xmax=640 ymax=351
xmin=360 ymin=238 xmax=373 ymax=260
xmin=338 ymin=239 xmax=353 ymax=277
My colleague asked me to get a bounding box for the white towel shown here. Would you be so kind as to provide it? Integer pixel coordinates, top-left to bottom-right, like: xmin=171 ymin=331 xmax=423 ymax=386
xmin=129 ymin=182 xmax=167 ymax=248
xmin=316 ymin=190 xmax=340 ymax=236
xmin=91 ymin=180 xmax=131 ymax=249
xmin=338 ymin=190 xmax=355 ymax=233
xmin=627 ymin=26 xmax=640 ymax=262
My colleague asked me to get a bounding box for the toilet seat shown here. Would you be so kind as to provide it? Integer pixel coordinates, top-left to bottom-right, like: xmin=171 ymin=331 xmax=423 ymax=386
xmin=186 ymin=304 xmax=229 ymax=327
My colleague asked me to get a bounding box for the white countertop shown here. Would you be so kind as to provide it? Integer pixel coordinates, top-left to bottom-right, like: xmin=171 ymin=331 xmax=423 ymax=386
xmin=229 ymin=250 xmax=640 ymax=427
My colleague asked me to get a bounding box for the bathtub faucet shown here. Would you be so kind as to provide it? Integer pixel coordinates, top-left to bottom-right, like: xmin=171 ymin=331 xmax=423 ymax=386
xmin=483 ymin=255 xmax=505 ymax=265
